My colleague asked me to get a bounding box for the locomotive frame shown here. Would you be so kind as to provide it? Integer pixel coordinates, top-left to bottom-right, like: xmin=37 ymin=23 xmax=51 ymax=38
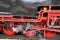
xmin=0 ymin=6 xmax=60 ymax=38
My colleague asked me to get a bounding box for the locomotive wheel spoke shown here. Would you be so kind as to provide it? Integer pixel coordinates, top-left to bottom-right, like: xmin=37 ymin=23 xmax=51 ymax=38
xmin=3 ymin=22 xmax=15 ymax=35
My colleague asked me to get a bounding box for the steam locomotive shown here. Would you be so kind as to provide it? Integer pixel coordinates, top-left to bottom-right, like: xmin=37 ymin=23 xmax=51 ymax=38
xmin=0 ymin=0 xmax=60 ymax=38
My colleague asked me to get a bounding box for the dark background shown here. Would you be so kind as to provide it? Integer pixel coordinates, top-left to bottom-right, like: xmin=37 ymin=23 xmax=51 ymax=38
xmin=0 ymin=0 xmax=60 ymax=16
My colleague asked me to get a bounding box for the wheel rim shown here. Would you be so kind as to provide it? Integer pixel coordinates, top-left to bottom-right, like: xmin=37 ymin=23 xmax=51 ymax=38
xmin=44 ymin=32 xmax=55 ymax=38
xmin=3 ymin=22 xmax=15 ymax=35
xmin=3 ymin=28 xmax=15 ymax=35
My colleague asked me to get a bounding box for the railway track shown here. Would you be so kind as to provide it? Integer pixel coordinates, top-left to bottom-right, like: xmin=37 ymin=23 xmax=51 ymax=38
xmin=0 ymin=34 xmax=60 ymax=40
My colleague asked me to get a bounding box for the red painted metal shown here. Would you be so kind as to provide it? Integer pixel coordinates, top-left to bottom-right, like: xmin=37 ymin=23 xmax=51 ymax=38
xmin=44 ymin=31 xmax=55 ymax=38
xmin=0 ymin=6 xmax=60 ymax=38
xmin=3 ymin=28 xmax=15 ymax=35
xmin=24 ymin=30 xmax=36 ymax=37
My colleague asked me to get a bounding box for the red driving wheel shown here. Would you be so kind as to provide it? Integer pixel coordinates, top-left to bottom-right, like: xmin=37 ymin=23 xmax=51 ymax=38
xmin=3 ymin=22 xmax=15 ymax=35
xmin=44 ymin=32 xmax=56 ymax=38
xmin=3 ymin=28 xmax=15 ymax=35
